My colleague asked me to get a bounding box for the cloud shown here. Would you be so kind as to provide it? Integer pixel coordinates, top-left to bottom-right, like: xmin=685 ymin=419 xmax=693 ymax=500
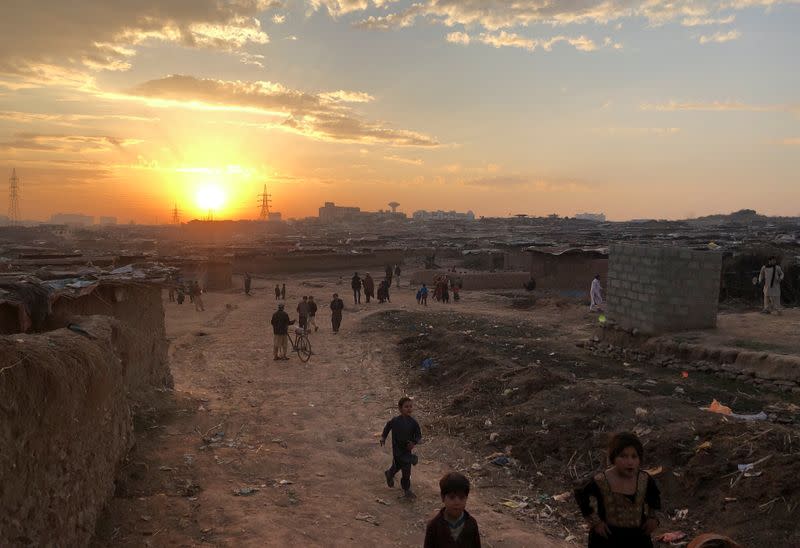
xmin=699 ymin=29 xmax=741 ymax=44
xmin=682 ymin=14 xmax=736 ymax=26
xmin=462 ymin=175 xmax=589 ymax=192
xmin=125 ymin=75 xmax=438 ymax=146
xmin=320 ymin=90 xmax=376 ymax=103
xmin=640 ymin=100 xmax=792 ymax=112
xmin=591 ymin=127 xmax=681 ymax=136
xmin=0 ymin=0 xmax=277 ymax=85
xmin=449 ymin=31 xmax=599 ymax=52
xmin=0 ymin=133 xmax=140 ymax=153
xmin=781 ymin=138 xmax=800 ymax=145
xmin=384 ymin=155 xmax=423 ymax=165
xmin=240 ymin=53 xmax=267 ymax=67
xmin=446 ymin=32 xmax=471 ymax=45
xmin=0 ymin=111 xmax=155 ymax=124
xmin=345 ymin=1 xmax=797 ymax=31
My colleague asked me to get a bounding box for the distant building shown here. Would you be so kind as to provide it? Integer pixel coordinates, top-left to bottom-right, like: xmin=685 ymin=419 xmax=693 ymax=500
xmin=318 ymin=202 xmax=362 ymax=223
xmin=50 ymin=213 xmax=94 ymax=226
xmin=575 ymin=212 xmax=606 ymax=222
xmin=98 ymin=216 xmax=117 ymax=225
xmin=412 ymin=210 xmax=475 ymax=221
xmin=267 ymin=212 xmax=282 ymax=221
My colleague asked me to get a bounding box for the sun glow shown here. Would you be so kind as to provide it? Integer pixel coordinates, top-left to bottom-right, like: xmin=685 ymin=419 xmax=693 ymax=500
xmin=196 ymin=184 xmax=226 ymax=212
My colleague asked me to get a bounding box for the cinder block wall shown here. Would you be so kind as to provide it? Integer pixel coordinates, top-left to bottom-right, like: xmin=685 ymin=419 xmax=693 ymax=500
xmin=607 ymin=244 xmax=722 ymax=333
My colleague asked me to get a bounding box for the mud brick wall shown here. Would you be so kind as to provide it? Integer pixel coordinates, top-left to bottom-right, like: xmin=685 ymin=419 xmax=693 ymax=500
xmin=0 ymin=316 xmax=165 ymax=546
xmin=607 ymin=244 xmax=722 ymax=333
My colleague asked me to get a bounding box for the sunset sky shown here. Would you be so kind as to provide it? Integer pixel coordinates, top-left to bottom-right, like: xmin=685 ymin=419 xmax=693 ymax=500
xmin=1 ymin=0 xmax=798 ymax=222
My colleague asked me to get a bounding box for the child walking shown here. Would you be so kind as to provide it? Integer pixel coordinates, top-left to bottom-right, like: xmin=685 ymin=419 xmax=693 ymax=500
xmin=574 ymin=432 xmax=661 ymax=548
xmin=424 ymin=472 xmax=481 ymax=548
xmin=380 ymin=397 xmax=421 ymax=498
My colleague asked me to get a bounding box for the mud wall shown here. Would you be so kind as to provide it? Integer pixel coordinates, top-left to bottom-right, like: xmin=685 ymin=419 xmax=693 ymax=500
xmin=0 ymin=316 xmax=164 ymax=546
xmin=233 ymin=251 xmax=405 ymax=275
xmin=607 ymin=244 xmax=722 ymax=334
xmin=48 ymin=284 xmax=172 ymax=393
xmin=409 ymin=270 xmax=531 ymax=290
xmin=529 ymin=252 xmax=608 ymax=292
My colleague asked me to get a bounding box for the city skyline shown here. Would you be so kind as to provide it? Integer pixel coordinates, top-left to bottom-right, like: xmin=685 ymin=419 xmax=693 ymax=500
xmin=1 ymin=1 xmax=799 ymax=222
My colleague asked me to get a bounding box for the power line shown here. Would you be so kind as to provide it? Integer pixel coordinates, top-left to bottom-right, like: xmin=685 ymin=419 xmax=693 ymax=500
xmin=8 ymin=168 xmax=20 ymax=225
xmin=171 ymin=202 xmax=181 ymax=224
xmin=257 ymin=184 xmax=272 ymax=219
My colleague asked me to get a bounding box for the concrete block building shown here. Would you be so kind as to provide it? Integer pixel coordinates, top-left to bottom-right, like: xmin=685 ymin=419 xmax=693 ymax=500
xmin=607 ymin=244 xmax=722 ymax=334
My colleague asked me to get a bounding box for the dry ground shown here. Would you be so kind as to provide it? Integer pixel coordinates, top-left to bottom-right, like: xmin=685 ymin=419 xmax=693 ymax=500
xmin=93 ymin=276 xmax=568 ymax=547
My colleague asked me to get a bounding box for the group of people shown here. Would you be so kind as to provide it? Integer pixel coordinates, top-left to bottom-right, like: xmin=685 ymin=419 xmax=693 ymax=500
xmin=351 ymin=268 xmax=397 ymax=305
xmin=167 ymin=279 xmax=205 ymax=311
xmin=269 ymin=291 xmax=346 ymax=359
xmin=379 ymin=397 xmax=730 ymax=548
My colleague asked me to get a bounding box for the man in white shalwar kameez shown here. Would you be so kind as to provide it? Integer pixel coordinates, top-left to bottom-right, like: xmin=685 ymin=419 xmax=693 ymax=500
xmin=758 ymin=257 xmax=784 ymax=314
xmin=590 ymin=274 xmax=604 ymax=312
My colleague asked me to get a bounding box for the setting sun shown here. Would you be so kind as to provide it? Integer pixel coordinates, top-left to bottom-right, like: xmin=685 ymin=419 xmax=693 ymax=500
xmin=196 ymin=185 xmax=226 ymax=212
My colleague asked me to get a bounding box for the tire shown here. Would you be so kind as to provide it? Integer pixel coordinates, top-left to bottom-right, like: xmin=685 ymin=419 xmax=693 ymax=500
xmin=297 ymin=335 xmax=312 ymax=362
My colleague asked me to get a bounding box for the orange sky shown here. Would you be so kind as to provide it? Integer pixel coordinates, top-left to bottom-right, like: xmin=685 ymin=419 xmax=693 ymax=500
xmin=1 ymin=1 xmax=799 ymax=222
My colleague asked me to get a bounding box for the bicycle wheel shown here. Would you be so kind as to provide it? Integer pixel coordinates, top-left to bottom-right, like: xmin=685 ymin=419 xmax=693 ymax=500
xmin=296 ymin=334 xmax=312 ymax=362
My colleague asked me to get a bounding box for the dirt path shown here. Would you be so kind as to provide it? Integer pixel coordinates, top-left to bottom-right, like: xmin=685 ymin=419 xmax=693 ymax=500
xmin=93 ymin=279 xmax=567 ymax=547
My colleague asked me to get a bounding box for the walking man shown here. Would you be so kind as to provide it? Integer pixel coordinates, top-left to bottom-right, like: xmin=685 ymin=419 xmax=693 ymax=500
xmin=308 ymin=296 xmax=319 ymax=332
xmin=192 ymin=281 xmax=205 ymax=311
xmin=363 ymin=273 xmax=375 ymax=303
xmin=270 ymin=303 xmax=294 ymax=360
xmin=244 ymin=272 xmax=252 ymax=295
xmin=281 ymin=283 xmax=286 ymax=300
xmin=394 ymin=264 xmax=401 ymax=288
xmin=590 ymin=274 xmax=604 ymax=312
xmin=275 ymin=284 xmax=281 ymax=300
xmin=297 ymin=296 xmax=310 ymax=330
xmin=330 ymin=293 xmax=344 ymax=333
xmin=758 ymin=256 xmax=784 ymax=314
xmin=351 ymin=272 xmax=362 ymax=304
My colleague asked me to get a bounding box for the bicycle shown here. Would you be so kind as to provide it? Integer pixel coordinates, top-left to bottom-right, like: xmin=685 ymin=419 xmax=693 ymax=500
xmin=287 ymin=327 xmax=312 ymax=362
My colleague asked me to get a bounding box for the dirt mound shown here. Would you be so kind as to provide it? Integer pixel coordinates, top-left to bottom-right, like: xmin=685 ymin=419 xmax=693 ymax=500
xmin=373 ymin=310 xmax=800 ymax=547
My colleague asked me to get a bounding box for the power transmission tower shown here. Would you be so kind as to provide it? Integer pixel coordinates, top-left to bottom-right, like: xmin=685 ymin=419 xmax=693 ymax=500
xmin=257 ymin=184 xmax=272 ymax=220
xmin=8 ymin=168 xmax=20 ymax=225
xmin=206 ymin=209 xmax=214 ymax=222
xmin=171 ymin=203 xmax=181 ymax=224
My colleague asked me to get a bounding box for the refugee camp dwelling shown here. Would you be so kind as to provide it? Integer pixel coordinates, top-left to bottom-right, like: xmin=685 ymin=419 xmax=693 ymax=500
xmin=526 ymin=247 xmax=609 ymax=296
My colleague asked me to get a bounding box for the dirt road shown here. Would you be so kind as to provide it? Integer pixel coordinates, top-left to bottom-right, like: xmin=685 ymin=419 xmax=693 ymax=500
xmin=93 ymin=279 xmax=567 ymax=547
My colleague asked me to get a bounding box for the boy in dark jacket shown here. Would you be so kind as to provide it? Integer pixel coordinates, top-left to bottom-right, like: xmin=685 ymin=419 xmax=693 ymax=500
xmin=381 ymin=397 xmax=421 ymax=498
xmin=424 ymin=473 xmax=481 ymax=548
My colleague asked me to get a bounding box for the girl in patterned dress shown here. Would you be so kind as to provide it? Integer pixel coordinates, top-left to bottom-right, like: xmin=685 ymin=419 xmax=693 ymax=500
xmin=574 ymin=432 xmax=661 ymax=548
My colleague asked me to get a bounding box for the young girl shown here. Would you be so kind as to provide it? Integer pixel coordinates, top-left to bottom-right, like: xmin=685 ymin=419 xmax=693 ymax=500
xmin=574 ymin=432 xmax=661 ymax=548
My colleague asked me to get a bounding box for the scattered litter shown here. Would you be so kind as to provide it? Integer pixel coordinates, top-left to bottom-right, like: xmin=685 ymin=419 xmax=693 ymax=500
xmin=635 ymin=407 xmax=648 ymax=418
xmin=623 ymin=362 xmax=631 ymax=367
xmin=702 ymin=399 xmax=732 ymax=416
xmin=552 ymin=491 xmax=573 ymax=503
xmin=277 ymin=479 xmax=294 ymax=486
xmin=484 ymin=419 xmax=493 ymax=427
xmin=724 ymin=497 xmax=738 ymax=503
xmin=673 ymin=508 xmax=688 ymax=520
xmin=491 ymin=456 xmax=511 ymax=466
xmin=565 ymin=535 xmax=577 ymax=542
xmin=375 ymin=498 xmax=390 ymax=506
xmin=421 ymin=358 xmax=435 ymax=372
xmin=158 ymin=466 xmax=175 ymax=472
xmin=355 ymin=513 xmax=380 ymax=526
xmin=644 ymin=466 xmax=663 ymax=477
xmin=695 ymin=441 xmax=712 ymax=453
xmin=233 ymin=487 xmax=259 ymax=496
xmin=681 ymin=371 xmax=689 ymax=378
xmin=731 ymin=411 xmax=768 ymax=422
xmin=489 ymin=432 xmax=500 ymax=442
xmin=657 ymin=531 xmax=686 ymax=543
xmin=500 ymin=499 xmax=528 ymax=509
xmin=674 ymin=387 xmax=685 ymax=394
